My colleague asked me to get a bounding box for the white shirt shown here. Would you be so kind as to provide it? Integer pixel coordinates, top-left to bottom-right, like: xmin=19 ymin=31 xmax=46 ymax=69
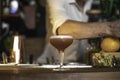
xmin=37 ymin=0 xmax=93 ymax=64
xmin=48 ymin=0 xmax=93 ymax=35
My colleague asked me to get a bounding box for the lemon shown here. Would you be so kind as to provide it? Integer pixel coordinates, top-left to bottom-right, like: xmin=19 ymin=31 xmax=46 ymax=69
xmin=101 ymin=37 xmax=120 ymax=52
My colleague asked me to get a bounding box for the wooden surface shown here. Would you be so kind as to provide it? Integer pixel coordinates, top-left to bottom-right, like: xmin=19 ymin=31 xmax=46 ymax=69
xmin=0 ymin=66 xmax=120 ymax=80
xmin=0 ymin=67 xmax=120 ymax=74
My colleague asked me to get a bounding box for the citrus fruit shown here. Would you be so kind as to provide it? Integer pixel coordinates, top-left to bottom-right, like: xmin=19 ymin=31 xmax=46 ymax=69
xmin=101 ymin=37 xmax=120 ymax=52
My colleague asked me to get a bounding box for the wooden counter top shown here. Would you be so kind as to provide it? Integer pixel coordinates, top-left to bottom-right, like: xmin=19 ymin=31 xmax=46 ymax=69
xmin=0 ymin=66 xmax=120 ymax=80
xmin=0 ymin=65 xmax=120 ymax=74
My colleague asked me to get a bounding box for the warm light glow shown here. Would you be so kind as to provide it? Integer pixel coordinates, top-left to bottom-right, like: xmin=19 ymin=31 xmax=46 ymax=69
xmin=15 ymin=49 xmax=20 ymax=64
xmin=13 ymin=36 xmax=19 ymax=51
xmin=13 ymin=36 xmax=20 ymax=64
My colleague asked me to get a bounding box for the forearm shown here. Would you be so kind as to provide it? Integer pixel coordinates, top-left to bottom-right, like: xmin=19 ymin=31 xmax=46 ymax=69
xmin=57 ymin=20 xmax=112 ymax=39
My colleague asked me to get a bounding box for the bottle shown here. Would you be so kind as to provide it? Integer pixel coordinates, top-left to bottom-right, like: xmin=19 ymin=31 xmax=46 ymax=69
xmin=10 ymin=0 xmax=19 ymax=14
xmin=3 ymin=0 xmax=10 ymax=14
xmin=29 ymin=0 xmax=36 ymax=6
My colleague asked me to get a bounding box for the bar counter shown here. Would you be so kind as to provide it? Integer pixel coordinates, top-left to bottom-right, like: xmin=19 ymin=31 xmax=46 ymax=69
xmin=0 ymin=65 xmax=120 ymax=80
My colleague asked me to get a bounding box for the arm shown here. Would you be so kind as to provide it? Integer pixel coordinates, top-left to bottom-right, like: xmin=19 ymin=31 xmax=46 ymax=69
xmin=47 ymin=0 xmax=120 ymax=39
xmin=57 ymin=20 xmax=120 ymax=39
xmin=110 ymin=19 xmax=120 ymax=37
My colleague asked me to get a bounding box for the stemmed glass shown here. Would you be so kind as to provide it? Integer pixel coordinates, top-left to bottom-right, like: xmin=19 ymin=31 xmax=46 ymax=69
xmin=50 ymin=35 xmax=73 ymax=68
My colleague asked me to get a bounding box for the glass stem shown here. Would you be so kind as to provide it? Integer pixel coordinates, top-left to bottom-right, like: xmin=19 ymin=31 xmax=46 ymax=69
xmin=60 ymin=50 xmax=64 ymax=67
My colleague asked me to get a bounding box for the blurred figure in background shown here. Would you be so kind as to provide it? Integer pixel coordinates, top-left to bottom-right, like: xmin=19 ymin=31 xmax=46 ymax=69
xmin=37 ymin=0 xmax=120 ymax=64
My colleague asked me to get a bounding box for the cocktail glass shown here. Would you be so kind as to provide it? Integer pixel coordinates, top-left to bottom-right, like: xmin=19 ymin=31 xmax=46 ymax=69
xmin=50 ymin=35 xmax=73 ymax=68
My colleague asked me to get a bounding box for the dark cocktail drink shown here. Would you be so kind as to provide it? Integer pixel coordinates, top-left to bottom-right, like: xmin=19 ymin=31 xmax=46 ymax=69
xmin=50 ymin=36 xmax=73 ymax=51
xmin=50 ymin=35 xmax=73 ymax=67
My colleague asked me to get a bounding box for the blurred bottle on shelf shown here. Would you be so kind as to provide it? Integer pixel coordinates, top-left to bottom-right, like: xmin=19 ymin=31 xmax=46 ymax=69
xmin=29 ymin=0 xmax=36 ymax=6
xmin=3 ymin=0 xmax=10 ymax=14
xmin=10 ymin=0 xmax=19 ymax=14
xmin=2 ymin=0 xmax=19 ymax=14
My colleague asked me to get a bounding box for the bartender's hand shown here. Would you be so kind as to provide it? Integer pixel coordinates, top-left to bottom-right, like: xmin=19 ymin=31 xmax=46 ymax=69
xmin=110 ymin=19 xmax=120 ymax=37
